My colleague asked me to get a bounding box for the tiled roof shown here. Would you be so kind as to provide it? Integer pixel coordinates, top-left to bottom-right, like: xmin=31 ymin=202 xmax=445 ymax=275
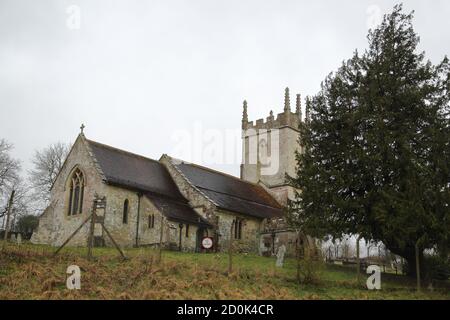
xmin=146 ymin=194 xmax=212 ymax=227
xmin=171 ymin=160 xmax=283 ymax=219
xmin=86 ymin=139 xmax=208 ymax=226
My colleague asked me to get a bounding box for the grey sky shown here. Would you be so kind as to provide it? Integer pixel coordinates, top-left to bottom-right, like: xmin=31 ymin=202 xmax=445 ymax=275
xmin=1 ymin=0 xmax=449 ymax=177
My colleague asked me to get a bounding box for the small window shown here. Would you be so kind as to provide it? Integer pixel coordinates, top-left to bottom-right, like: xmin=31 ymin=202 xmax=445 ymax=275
xmin=233 ymin=219 xmax=243 ymax=240
xmin=123 ymin=199 xmax=129 ymax=224
xmin=149 ymin=214 xmax=155 ymax=229
xmin=185 ymin=224 xmax=189 ymax=238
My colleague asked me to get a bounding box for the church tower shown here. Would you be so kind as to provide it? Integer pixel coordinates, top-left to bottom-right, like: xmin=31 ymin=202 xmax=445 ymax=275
xmin=240 ymin=88 xmax=303 ymax=206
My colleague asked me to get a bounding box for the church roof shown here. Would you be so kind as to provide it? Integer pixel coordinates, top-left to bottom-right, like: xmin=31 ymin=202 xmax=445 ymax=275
xmin=170 ymin=160 xmax=283 ymax=219
xmin=84 ymin=138 xmax=282 ymax=223
xmin=86 ymin=139 xmax=210 ymax=226
xmin=87 ymin=139 xmax=182 ymax=198
xmin=146 ymin=193 xmax=211 ymax=227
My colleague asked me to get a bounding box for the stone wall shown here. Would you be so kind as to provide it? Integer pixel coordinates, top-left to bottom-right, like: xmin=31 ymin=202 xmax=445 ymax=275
xmin=101 ymin=184 xmax=140 ymax=247
xmin=31 ymin=135 xmax=106 ymax=247
xmin=215 ymin=210 xmax=261 ymax=253
xmin=160 ymin=155 xmax=217 ymax=222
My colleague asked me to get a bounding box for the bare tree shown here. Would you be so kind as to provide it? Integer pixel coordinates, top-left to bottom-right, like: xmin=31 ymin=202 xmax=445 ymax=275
xmin=0 ymin=139 xmax=20 ymax=196
xmin=28 ymin=142 xmax=70 ymax=211
xmin=1 ymin=177 xmax=30 ymax=228
xmin=0 ymin=139 xmax=21 ymax=222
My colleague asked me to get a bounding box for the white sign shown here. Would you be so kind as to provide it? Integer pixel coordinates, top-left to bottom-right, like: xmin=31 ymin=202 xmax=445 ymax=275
xmin=201 ymin=237 xmax=213 ymax=249
xmin=366 ymin=265 xmax=381 ymax=290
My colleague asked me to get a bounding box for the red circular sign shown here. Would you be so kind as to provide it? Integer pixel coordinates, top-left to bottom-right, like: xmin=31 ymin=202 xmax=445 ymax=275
xmin=201 ymin=237 xmax=213 ymax=249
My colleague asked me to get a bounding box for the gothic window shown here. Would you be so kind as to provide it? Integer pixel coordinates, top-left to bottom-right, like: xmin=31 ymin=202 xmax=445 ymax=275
xmin=185 ymin=224 xmax=189 ymax=238
xmin=234 ymin=219 xmax=243 ymax=240
xmin=123 ymin=199 xmax=129 ymax=224
xmin=68 ymin=168 xmax=84 ymax=216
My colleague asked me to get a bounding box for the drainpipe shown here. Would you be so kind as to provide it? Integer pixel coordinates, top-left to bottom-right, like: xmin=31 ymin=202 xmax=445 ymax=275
xmin=135 ymin=192 xmax=143 ymax=247
xmin=178 ymin=223 xmax=183 ymax=251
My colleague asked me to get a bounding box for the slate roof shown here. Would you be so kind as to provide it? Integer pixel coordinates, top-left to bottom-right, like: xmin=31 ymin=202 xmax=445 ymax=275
xmin=86 ymin=139 xmax=210 ymax=226
xmin=171 ymin=160 xmax=283 ymax=219
xmin=87 ymin=139 xmax=182 ymax=197
xmin=146 ymin=194 xmax=211 ymax=227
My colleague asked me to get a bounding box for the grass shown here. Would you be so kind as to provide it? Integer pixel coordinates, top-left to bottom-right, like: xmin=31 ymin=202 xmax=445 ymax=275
xmin=0 ymin=242 xmax=448 ymax=300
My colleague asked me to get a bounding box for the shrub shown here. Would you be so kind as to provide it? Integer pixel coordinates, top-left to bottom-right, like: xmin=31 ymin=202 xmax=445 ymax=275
xmin=424 ymin=255 xmax=450 ymax=281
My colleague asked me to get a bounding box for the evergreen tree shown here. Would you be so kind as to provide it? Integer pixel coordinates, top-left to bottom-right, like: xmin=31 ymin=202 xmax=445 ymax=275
xmin=288 ymin=5 xmax=450 ymax=277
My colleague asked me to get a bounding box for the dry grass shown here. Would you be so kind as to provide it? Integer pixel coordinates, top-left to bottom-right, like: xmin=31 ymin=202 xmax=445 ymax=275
xmin=0 ymin=242 xmax=448 ymax=300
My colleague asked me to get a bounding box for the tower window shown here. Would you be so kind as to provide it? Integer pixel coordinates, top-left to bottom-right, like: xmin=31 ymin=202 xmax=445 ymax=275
xmin=123 ymin=199 xmax=129 ymax=224
xmin=68 ymin=168 xmax=84 ymax=216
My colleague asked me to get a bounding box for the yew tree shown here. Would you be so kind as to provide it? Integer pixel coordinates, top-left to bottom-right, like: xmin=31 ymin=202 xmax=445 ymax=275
xmin=288 ymin=5 xmax=450 ymax=277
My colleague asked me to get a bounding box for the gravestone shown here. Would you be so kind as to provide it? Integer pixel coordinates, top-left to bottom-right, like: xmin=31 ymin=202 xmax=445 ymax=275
xmin=276 ymin=244 xmax=286 ymax=268
xmin=17 ymin=233 xmax=22 ymax=245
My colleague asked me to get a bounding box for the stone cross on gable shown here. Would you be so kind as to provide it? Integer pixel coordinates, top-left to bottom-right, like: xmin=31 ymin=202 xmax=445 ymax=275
xmin=80 ymin=124 xmax=85 ymax=134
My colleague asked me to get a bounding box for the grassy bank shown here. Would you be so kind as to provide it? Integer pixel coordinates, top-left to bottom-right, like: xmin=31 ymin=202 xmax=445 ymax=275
xmin=0 ymin=242 xmax=448 ymax=300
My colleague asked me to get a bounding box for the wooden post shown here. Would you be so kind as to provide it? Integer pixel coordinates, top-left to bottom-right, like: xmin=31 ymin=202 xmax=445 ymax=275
xmin=87 ymin=208 xmax=96 ymax=260
xmin=415 ymin=242 xmax=421 ymax=292
xmin=296 ymin=231 xmax=301 ymax=283
xmin=55 ymin=196 xmax=126 ymax=260
xmin=101 ymin=223 xmax=126 ymax=259
xmin=54 ymin=213 xmax=93 ymax=256
xmin=3 ymin=189 xmax=15 ymax=241
xmin=228 ymin=220 xmax=234 ymax=275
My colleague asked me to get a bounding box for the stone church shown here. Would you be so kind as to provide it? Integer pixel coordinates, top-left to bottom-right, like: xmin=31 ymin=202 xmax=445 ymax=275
xmin=32 ymin=88 xmax=303 ymax=254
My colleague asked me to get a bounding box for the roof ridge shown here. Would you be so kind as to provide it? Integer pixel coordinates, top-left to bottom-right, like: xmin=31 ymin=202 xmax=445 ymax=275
xmin=169 ymin=156 xmax=265 ymax=188
xmin=86 ymin=139 xmax=160 ymax=164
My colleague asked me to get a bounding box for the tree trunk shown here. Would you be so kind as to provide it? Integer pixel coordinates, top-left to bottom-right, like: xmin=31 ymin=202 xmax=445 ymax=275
xmin=3 ymin=190 xmax=15 ymax=241
xmin=356 ymin=236 xmax=361 ymax=281
xmin=384 ymin=241 xmax=425 ymax=278
xmin=415 ymin=242 xmax=421 ymax=292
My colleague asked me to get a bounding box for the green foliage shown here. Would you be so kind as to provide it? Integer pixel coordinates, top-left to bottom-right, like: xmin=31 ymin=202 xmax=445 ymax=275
xmin=288 ymin=5 xmax=450 ymax=275
xmin=16 ymin=215 xmax=39 ymax=234
xmin=423 ymin=255 xmax=450 ymax=281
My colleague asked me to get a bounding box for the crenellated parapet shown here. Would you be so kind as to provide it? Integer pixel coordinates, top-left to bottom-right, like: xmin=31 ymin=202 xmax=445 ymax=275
xmin=242 ymin=87 xmax=303 ymax=132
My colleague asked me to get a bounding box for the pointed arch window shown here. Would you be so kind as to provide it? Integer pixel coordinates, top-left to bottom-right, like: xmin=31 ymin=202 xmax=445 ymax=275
xmin=68 ymin=168 xmax=84 ymax=216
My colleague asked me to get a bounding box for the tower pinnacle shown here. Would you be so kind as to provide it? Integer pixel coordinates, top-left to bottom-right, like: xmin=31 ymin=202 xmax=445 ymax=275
xmin=242 ymin=100 xmax=248 ymax=129
xmin=284 ymin=87 xmax=291 ymax=113
xmin=305 ymin=96 xmax=311 ymax=123
xmin=296 ymin=94 xmax=302 ymax=120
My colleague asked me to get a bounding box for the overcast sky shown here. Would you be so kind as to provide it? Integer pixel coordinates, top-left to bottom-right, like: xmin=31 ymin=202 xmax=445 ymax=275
xmin=1 ymin=0 xmax=449 ymax=178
